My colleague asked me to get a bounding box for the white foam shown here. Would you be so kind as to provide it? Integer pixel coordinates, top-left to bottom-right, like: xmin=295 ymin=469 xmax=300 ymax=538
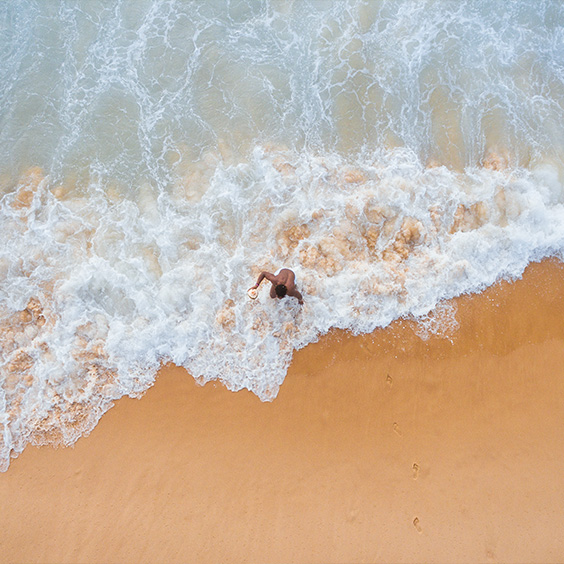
xmin=2 ymin=151 xmax=563 ymax=427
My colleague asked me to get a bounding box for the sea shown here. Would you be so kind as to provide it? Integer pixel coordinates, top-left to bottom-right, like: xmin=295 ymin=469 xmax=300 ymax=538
xmin=1 ymin=0 xmax=563 ymax=471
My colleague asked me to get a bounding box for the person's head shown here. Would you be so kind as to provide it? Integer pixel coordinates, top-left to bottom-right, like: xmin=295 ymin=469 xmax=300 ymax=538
xmin=275 ymin=284 xmax=287 ymax=298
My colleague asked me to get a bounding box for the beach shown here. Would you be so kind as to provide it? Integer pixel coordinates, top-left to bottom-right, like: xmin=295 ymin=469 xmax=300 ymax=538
xmin=1 ymin=258 xmax=563 ymax=564
xmin=2 ymin=2 xmax=564 ymax=562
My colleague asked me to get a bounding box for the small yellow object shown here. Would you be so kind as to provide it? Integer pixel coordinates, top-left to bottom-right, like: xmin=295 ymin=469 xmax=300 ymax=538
xmin=247 ymin=288 xmax=258 ymax=300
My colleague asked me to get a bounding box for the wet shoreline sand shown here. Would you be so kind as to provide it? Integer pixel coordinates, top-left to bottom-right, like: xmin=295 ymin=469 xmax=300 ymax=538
xmin=1 ymin=259 xmax=564 ymax=563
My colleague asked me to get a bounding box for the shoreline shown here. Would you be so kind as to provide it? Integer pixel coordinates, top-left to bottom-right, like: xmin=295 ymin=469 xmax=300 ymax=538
xmin=1 ymin=259 xmax=564 ymax=563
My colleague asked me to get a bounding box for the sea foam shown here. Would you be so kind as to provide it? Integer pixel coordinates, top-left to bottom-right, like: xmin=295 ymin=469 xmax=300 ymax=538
xmin=1 ymin=147 xmax=563 ymax=471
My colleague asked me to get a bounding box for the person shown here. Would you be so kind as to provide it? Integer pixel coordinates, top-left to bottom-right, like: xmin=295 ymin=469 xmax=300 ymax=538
xmin=249 ymin=268 xmax=303 ymax=305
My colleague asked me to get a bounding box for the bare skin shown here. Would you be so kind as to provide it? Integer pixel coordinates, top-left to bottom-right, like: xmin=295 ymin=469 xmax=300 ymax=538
xmin=250 ymin=269 xmax=304 ymax=305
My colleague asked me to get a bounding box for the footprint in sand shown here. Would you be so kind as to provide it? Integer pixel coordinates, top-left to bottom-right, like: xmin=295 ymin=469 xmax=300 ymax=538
xmin=413 ymin=517 xmax=422 ymax=533
xmin=412 ymin=463 xmax=420 ymax=480
xmin=347 ymin=509 xmax=359 ymax=523
xmin=393 ymin=422 xmax=402 ymax=436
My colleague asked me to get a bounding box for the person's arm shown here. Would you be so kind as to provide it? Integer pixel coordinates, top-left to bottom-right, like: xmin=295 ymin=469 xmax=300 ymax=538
xmin=252 ymin=271 xmax=275 ymax=289
xmin=291 ymin=289 xmax=304 ymax=305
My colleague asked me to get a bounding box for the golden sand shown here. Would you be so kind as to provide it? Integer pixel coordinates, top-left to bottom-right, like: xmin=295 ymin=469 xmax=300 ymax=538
xmin=1 ymin=259 xmax=563 ymax=563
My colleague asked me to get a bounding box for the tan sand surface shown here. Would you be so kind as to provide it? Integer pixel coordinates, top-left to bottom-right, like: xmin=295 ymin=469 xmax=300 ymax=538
xmin=1 ymin=259 xmax=564 ymax=564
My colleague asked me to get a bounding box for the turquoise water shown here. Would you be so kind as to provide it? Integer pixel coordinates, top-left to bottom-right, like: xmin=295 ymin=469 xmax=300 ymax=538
xmin=1 ymin=0 xmax=563 ymax=471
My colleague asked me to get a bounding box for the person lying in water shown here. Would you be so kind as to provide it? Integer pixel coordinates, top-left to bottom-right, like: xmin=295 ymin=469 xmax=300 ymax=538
xmin=249 ymin=268 xmax=304 ymax=304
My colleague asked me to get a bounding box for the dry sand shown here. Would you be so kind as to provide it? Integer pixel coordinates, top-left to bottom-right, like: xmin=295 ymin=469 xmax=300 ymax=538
xmin=1 ymin=259 xmax=564 ymax=564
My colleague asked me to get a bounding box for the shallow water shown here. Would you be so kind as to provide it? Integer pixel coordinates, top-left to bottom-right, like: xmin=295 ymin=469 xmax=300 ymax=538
xmin=1 ymin=0 xmax=563 ymax=470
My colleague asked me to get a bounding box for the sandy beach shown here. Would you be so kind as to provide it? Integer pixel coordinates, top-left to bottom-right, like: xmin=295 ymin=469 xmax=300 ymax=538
xmin=2 ymin=3 xmax=563 ymax=563
xmin=1 ymin=258 xmax=564 ymax=564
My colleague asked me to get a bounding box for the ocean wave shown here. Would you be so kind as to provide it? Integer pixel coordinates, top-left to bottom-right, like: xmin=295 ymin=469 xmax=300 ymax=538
xmin=1 ymin=146 xmax=563 ymax=470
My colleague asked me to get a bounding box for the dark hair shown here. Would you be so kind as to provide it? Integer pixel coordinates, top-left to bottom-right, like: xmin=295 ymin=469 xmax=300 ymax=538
xmin=275 ymin=284 xmax=287 ymax=298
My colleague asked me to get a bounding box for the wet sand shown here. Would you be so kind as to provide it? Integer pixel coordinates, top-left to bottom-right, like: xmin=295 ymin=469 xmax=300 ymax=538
xmin=1 ymin=259 xmax=564 ymax=564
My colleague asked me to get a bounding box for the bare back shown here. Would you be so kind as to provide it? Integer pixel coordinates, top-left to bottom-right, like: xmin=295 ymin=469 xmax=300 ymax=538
xmin=251 ymin=268 xmax=303 ymax=304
